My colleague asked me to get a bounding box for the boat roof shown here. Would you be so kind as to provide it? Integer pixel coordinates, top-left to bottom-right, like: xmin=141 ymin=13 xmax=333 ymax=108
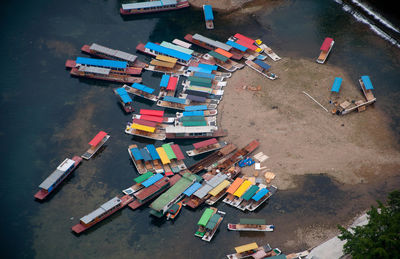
xmin=142 ymin=173 xmax=164 ymax=187
xmin=166 ymin=125 xmax=216 ymax=134
xmin=192 ymin=34 xmax=232 ymax=52
xmin=145 ymin=42 xmax=192 ymax=62
xmin=186 ymin=94 xmax=207 ymax=103
xmin=234 ymin=33 xmax=255 ymax=44
xmin=194 ymin=174 xmax=227 ymax=198
xmin=160 ymin=74 xmax=170 ymax=87
xmin=361 ymin=75 xmax=374 ymax=90
xmin=187 ymin=66 xmax=213 ymax=74
xmin=135 ymin=177 xmax=169 ymax=200
xmin=131 ymin=83 xmax=155 ymax=94
xmin=183 ymin=182 xmax=203 ymax=196
xmin=331 ymin=77 xmax=342 ymax=93
xmin=122 ymin=0 xmax=177 ymax=10
xmin=156 ymin=54 xmax=178 ymax=63
xmin=39 ymin=167 xmax=68 ymax=190
xmin=209 ymin=50 xmax=229 ymax=62
xmin=140 ymin=109 xmax=164 ymax=117
xmin=89 ymin=43 xmax=137 ymax=63
xmin=130 ymin=147 xmax=143 ymax=160
xmin=76 ymin=57 xmax=127 ymax=69
xmin=253 ymin=59 xmax=271 ymax=71
xmin=187 ymin=86 xmax=213 ymax=93
xmin=116 ymin=87 xmax=132 ymax=104
xmin=133 ymin=118 xmax=157 ymax=128
xmin=172 ymin=39 xmax=192 ymax=49
xmin=180 ymin=116 xmax=206 ymax=122
xmin=182 ymin=111 xmax=204 ymax=116
xmin=203 ymin=5 xmax=214 ymax=21
xmin=156 ymin=147 xmax=170 ymax=164
xmin=251 ymin=188 xmax=269 ymax=201
xmin=80 ymin=197 xmax=121 ymax=224
xmin=140 ymin=115 xmax=163 ymax=123
xmin=189 ymin=80 xmax=212 ymax=88
xmin=215 ymin=48 xmax=233 ymax=58
xmin=235 ymin=243 xmax=259 ymax=254
xmin=198 ymin=63 xmax=218 ymax=71
xmin=242 ymin=185 xmax=260 ymax=201
xmin=208 ymin=173 xmax=228 ymax=187
xmin=194 ymin=71 xmax=215 ymax=79
xmin=146 ymin=144 xmax=160 ymax=160
xmin=162 ymin=143 xmax=177 ymax=160
xmin=320 ymin=37 xmax=334 ymax=51
xmin=188 ymin=76 xmax=212 ymax=84
xmin=182 ymin=120 xmax=207 ymax=127
xmin=185 ymin=105 xmax=207 ymax=111
xmin=233 ymin=180 xmax=252 ymax=197
xmin=193 ymin=138 xmax=218 ymax=149
xmin=151 ymin=59 xmax=175 ymax=68
xmin=134 ymin=171 xmax=154 ymax=184
xmin=161 ymin=41 xmax=194 ymax=55
xmin=205 ymin=213 xmax=221 ymax=230
xmin=209 ymin=180 xmax=230 ymax=196
xmin=163 ymin=96 xmax=186 ymax=104
xmin=167 ymin=76 xmax=178 ymax=91
xmin=78 ymin=66 xmax=111 ymax=75
xmin=171 ymin=144 xmax=185 ymax=160
xmin=89 ymin=131 xmax=108 ymax=146
xmin=140 ymin=148 xmax=152 ymax=161
xmin=239 ymin=218 xmax=266 ymax=225
xmin=235 ymin=39 xmax=258 ymax=51
xmin=131 ymin=123 xmax=155 ymax=133
xmin=226 ymin=40 xmax=247 ymax=52
xmin=198 ymin=208 xmax=214 ymax=226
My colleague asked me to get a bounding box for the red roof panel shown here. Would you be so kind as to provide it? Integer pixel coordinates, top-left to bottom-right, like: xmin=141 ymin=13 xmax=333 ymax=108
xmin=166 ymin=76 xmax=178 ymax=91
xmin=193 ymin=138 xmax=218 ymax=149
xmin=171 ymin=144 xmax=185 ymax=160
xmin=234 ymin=33 xmax=255 ymax=44
xmin=88 ymin=131 xmax=108 ymax=146
xmin=320 ymin=37 xmax=333 ymax=52
xmin=132 ymin=118 xmax=157 ymax=128
xmin=235 ymin=39 xmax=258 ymax=51
xmin=139 ymin=115 xmax=164 ymax=123
xmin=140 ymin=109 xmax=164 ymax=117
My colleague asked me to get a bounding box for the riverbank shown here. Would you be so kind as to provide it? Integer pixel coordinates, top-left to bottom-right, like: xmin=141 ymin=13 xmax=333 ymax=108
xmin=188 ymin=0 xmax=285 ymax=13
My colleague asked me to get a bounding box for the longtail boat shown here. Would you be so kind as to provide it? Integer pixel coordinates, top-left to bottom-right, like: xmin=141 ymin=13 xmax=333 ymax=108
xmin=245 ymin=59 xmax=278 ymax=80
xmin=113 ymin=87 xmax=134 ymax=113
xmin=122 ymin=83 xmax=158 ymax=102
xmin=202 ymin=210 xmax=225 ymax=242
xmin=236 ymin=184 xmax=263 ymax=210
xmin=125 ymin=120 xmax=166 ymax=141
xmin=183 ymin=64 xmax=232 ymax=80
xmin=186 ymin=138 xmax=226 ymax=156
xmin=228 ymin=33 xmax=263 ymax=60
xmin=203 ymin=5 xmax=214 ymax=29
xmin=165 ymin=125 xmax=227 ymax=139
xmin=122 ymin=171 xmax=154 ymax=195
xmin=195 ymin=207 xmax=217 ymax=238
xmin=158 ymin=74 xmax=179 ymax=99
xmin=176 ymin=109 xmax=218 ymax=118
xmin=254 ymin=39 xmax=281 ymax=61
xmin=317 ymin=37 xmax=334 ymax=64
xmin=136 ymin=42 xmax=193 ymax=66
xmin=202 ymin=49 xmax=244 ymax=72
xmin=166 ymin=201 xmax=183 ymax=220
xmin=189 ymin=144 xmax=237 ymax=174
xmin=81 ymin=131 xmax=110 ymax=160
xmin=227 ymin=218 xmax=274 ymax=232
xmin=120 ymin=0 xmax=189 ymax=15
xmin=226 ymin=243 xmax=281 ymax=259
xmin=34 ymin=156 xmax=82 ymax=200
xmin=215 ymin=140 xmax=259 ymax=172
xmin=128 ymin=144 xmax=152 ymax=174
xmin=228 ymin=180 xmax=253 ymax=207
xmin=246 ymin=185 xmax=278 ymax=211
xmin=205 ymin=178 xmax=232 ymax=205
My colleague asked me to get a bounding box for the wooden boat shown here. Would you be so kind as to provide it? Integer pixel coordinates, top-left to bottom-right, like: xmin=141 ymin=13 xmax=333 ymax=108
xmin=176 ymin=115 xmax=216 ymax=127
xmin=166 ymin=201 xmax=183 ymax=220
xmin=245 ymin=59 xmax=277 ymax=80
xmin=145 ymin=144 xmax=165 ymax=174
xmin=157 ymin=97 xmax=217 ymax=111
xmin=176 ymin=109 xmax=218 ymax=118
xmin=359 ymin=75 xmax=376 ymax=102
xmin=81 ymin=131 xmax=110 ymax=160
xmin=160 ymin=143 xmax=187 ymax=174
xmin=246 ymin=185 xmax=278 ymax=211
xmin=223 ymin=178 xmax=245 ymax=205
xmin=178 ymin=94 xmax=220 ymax=106
xmin=120 ymin=0 xmax=190 ymax=15
xmin=113 ymin=87 xmax=134 ymax=113
xmin=72 ymin=195 xmax=134 ymax=234
xmin=133 ymin=114 xmax=174 ymax=124
xmin=226 ymin=243 xmax=281 ymax=259
xmin=165 ymin=125 xmax=227 ymax=139
xmin=215 ymin=140 xmax=259 ymax=172
xmin=228 ymin=180 xmax=253 ymax=207
xmin=174 ymin=117 xmax=217 ymax=128
xmin=228 ymin=33 xmax=263 ymax=60
xmin=203 ymin=5 xmax=214 ymax=29
xmin=183 ymin=65 xmax=232 ymax=80
xmin=254 ymin=39 xmax=281 ymax=61
xmin=236 ymin=183 xmax=264 ymax=210
xmin=189 ymin=144 xmax=237 ymax=174
xmin=125 ymin=121 xmax=166 ymax=141
xmin=195 ymin=207 xmax=218 ymax=238
xmin=317 ymin=37 xmax=334 ymax=64
xmin=202 ymin=50 xmax=244 ymax=72
xmin=145 ymin=59 xmax=186 ymax=74
xmin=186 ymin=138 xmax=226 ymax=156
xmin=122 ymin=83 xmax=158 ymax=102
xmin=122 ymin=171 xmax=154 ymax=195
xmin=128 ymin=144 xmax=151 ymax=174
xmin=158 ymin=74 xmax=179 ymax=99
xmin=80 ymin=43 xmax=146 ymax=68
xmin=172 ymin=39 xmax=192 ymax=49
xmin=205 ymin=178 xmax=232 ymax=205
xmin=202 ymin=210 xmax=225 ymax=242
xmin=227 ymin=218 xmax=274 ymax=232
xmin=34 ymin=156 xmax=82 ymax=200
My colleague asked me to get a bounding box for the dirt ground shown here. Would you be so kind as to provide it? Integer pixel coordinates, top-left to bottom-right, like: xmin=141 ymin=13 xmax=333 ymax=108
xmin=218 ymin=57 xmax=400 ymax=190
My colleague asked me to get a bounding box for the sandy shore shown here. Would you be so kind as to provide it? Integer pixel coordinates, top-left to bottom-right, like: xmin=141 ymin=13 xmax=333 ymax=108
xmin=219 ymin=57 xmax=400 ymax=190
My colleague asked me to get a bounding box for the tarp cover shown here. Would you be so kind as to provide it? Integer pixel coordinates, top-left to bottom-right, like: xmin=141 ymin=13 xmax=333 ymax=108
xmin=140 ymin=148 xmax=152 ymax=161
xmin=142 ymin=173 xmax=164 ymax=187
xmin=167 ymin=76 xmax=178 ymax=91
xmin=241 ymin=185 xmax=260 ymax=201
xmin=139 ymin=115 xmax=164 ymax=123
xmin=235 ymin=243 xmax=259 ymax=254
xmin=145 ymin=42 xmax=192 ymax=62
xmin=331 ymin=77 xmax=342 ymax=93
xmin=226 ymin=40 xmax=247 ymax=52
xmin=89 ymin=131 xmax=108 ymax=146
xmin=198 ymin=63 xmax=218 ymax=71
xmin=130 ymin=147 xmax=143 ymax=160
xmin=170 ymin=144 xmax=185 ymax=160
xmin=140 ymin=109 xmax=164 ymax=117
xmin=184 ymin=105 xmax=207 ymax=111
xmin=193 ymin=72 xmax=215 ymax=79
xmin=253 ymin=59 xmax=271 ymax=71
xmin=162 ymin=144 xmax=177 ymax=160
xmin=163 ymin=96 xmax=186 ymax=104
xmin=320 ymin=37 xmax=333 ymax=52
xmin=182 ymin=111 xmax=204 ymax=116
xmin=239 ymin=218 xmax=266 ymax=225
xmin=146 ymin=144 xmax=160 ymax=160
xmin=193 ymin=138 xmax=218 ymax=149
xmin=76 ymin=57 xmax=127 ymax=69
xmin=197 ymin=208 xmax=214 ymax=226
xmin=361 ymin=75 xmax=374 ymax=90
xmin=203 ymin=5 xmax=214 ymax=20
xmin=132 ymin=83 xmax=155 ymax=94
xmin=209 ymin=51 xmax=228 ymax=62
xmin=132 ymin=118 xmax=157 ymax=128
xmin=234 ymin=33 xmax=255 ymax=44
xmin=134 ymin=171 xmax=154 ymax=184
xmin=251 ymin=188 xmax=269 ymax=202
xmin=226 ymin=178 xmax=244 ymax=194
xmin=186 ymin=94 xmax=206 ymax=103
xmin=160 ymin=74 xmax=170 ymax=87
xmin=233 ymin=180 xmax=252 ymax=197
xmin=183 ymin=182 xmax=202 ymax=196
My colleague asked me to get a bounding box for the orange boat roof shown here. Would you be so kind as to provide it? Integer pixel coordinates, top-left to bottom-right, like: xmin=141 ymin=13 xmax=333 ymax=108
xmin=88 ymin=131 xmax=107 ymax=146
xmin=215 ymin=48 xmax=233 ymax=58
xmin=226 ymin=178 xmax=244 ymax=194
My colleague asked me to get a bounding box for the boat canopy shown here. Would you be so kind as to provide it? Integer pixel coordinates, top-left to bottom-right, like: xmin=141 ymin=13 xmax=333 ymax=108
xmin=186 ymin=94 xmax=206 ymax=103
xmin=209 ymin=180 xmax=230 ymax=196
xmin=171 ymin=144 xmax=185 ymax=160
xmin=331 ymin=77 xmax=342 ymax=93
xmin=161 ymin=41 xmax=194 ymax=55
xmin=80 ymin=197 xmax=121 ymax=225
xmin=131 ymin=83 xmax=155 ymax=94
xmin=140 ymin=115 xmax=164 ymax=123
xmin=172 ymin=39 xmax=192 ymax=49
xmin=187 ymin=86 xmax=213 ymax=94
xmin=156 ymin=147 xmax=171 ymax=164
xmin=145 ymin=42 xmax=192 ymax=62
xmin=146 ymin=144 xmax=160 ymax=160
xmin=188 ymin=76 xmax=212 ymax=84
xmin=167 ymin=76 xmax=178 ymax=91
xmin=361 ymin=75 xmax=374 ymax=90
xmin=241 ymin=185 xmax=260 ymax=201
xmin=183 ymin=182 xmax=202 ymax=196
xmin=215 ymin=48 xmax=233 ymax=58
xmin=160 ymin=74 xmax=170 ymax=87
xmin=198 ymin=208 xmax=214 ymax=226
xmin=198 ymin=63 xmax=218 ymax=71
xmin=78 ymin=66 xmax=111 ymax=75
xmin=189 ymin=79 xmax=212 ymax=88
xmin=253 ymin=59 xmax=271 ymax=71
xmin=140 ymin=109 xmax=164 ymax=117
xmin=130 ymin=147 xmax=143 ymax=160
xmin=205 ymin=214 xmax=221 ymax=230
xmin=251 ymin=188 xmax=269 ymax=202
xmin=193 ymin=138 xmax=218 ymax=149
xmin=38 ymin=168 xmax=69 ymax=190
xmin=156 ymin=54 xmax=178 ymax=63
xmin=151 ymin=59 xmax=175 ymax=68
xmin=142 ymin=173 xmax=164 ymax=187
xmin=320 ymin=37 xmax=334 ymax=52
xmin=166 ymin=125 xmax=216 ymax=134
xmin=239 ymin=218 xmax=266 ymax=225
xmin=133 ymin=118 xmax=157 ymax=128
xmin=234 ymin=33 xmax=255 ymax=44
xmin=134 ymin=171 xmax=154 ymax=184
xmin=89 ymin=131 xmax=108 ymax=146
xmin=182 ymin=111 xmax=204 ymax=116
xmin=207 ymin=174 xmax=228 ymax=187
xmin=140 ymin=148 xmax=152 ymax=161
xmin=180 ymin=116 xmax=206 ymax=122
xmin=226 ymin=178 xmax=244 ymax=195
xmin=163 ymin=96 xmax=186 ymax=104
xmin=194 ymin=71 xmax=215 ymax=79
xmin=235 ymin=39 xmax=258 ymax=51
xmin=187 ymin=66 xmax=212 ymax=74
xmin=57 ymin=158 xmax=76 ymax=171
xmin=192 ymin=34 xmax=232 ymax=52
xmin=235 ymin=243 xmax=259 ymax=254
xmin=185 ymin=105 xmax=207 ymax=111
xmin=116 ymin=88 xmax=132 ymax=104
xmin=122 ymin=0 xmax=177 ymax=10
xmin=233 ymin=180 xmax=252 ymax=197
xmin=131 ymin=123 xmax=155 ymax=133
xmin=182 ymin=121 xmax=207 ymax=127
xmin=226 ymin=40 xmax=247 ymax=52
xmin=89 ymin=43 xmax=137 ymax=63
xmin=209 ymin=51 xmax=229 ymax=62
xmin=162 ymin=143 xmax=177 ymax=160
xmin=76 ymin=57 xmax=127 ymax=69
xmin=203 ymin=5 xmax=214 ymax=21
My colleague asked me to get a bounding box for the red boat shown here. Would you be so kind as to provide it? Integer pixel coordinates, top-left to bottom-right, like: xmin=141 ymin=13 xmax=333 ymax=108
xmin=120 ymin=0 xmax=189 ymax=15
xmin=72 ymin=194 xmax=134 ymax=234
xmin=34 ymin=156 xmax=82 ymax=200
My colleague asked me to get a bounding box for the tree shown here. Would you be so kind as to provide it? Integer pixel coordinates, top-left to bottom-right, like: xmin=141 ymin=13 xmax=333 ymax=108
xmin=338 ymin=190 xmax=400 ymax=259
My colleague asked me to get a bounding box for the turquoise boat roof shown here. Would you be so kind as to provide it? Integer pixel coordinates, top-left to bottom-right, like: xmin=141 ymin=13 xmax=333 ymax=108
xmin=331 ymin=77 xmax=342 ymax=93
xmin=361 ymin=75 xmax=374 ymax=90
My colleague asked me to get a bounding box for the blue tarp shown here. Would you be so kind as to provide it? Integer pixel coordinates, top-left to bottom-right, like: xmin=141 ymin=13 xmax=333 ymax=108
xmin=122 ymin=0 xmax=177 ymax=10
xmin=160 ymin=74 xmax=170 ymax=87
xmin=253 ymin=59 xmax=271 ymax=71
xmin=194 ymin=72 xmax=215 ymax=79
xmin=203 ymin=5 xmax=214 ymax=21
xmin=163 ymin=96 xmax=187 ymax=104
xmin=198 ymin=63 xmax=218 ymax=71
xmin=251 ymin=188 xmax=269 ymax=202
xmin=183 ymin=182 xmax=203 ymax=196
xmin=140 ymin=148 xmax=152 ymax=161
xmin=361 ymin=75 xmax=374 ymax=90
xmin=331 ymin=77 xmax=342 ymax=93
xmin=121 ymin=94 xmax=132 ymax=104
xmin=146 ymin=144 xmax=160 ymax=160
xmin=131 ymin=83 xmax=155 ymax=94
xmin=130 ymin=147 xmax=143 ymax=161
xmin=184 ymin=105 xmax=207 ymax=111
xmin=145 ymin=42 xmax=192 ymax=62
xmin=182 ymin=111 xmax=204 ymax=116
xmin=142 ymin=173 xmax=164 ymax=187
xmin=186 ymin=94 xmax=206 ymax=103
xmin=76 ymin=57 xmax=127 ymax=69
xmin=116 ymin=87 xmax=128 ymax=96
xmin=226 ymin=40 xmax=247 ymax=52
xmin=187 ymin=66 xmax=213 ymax=74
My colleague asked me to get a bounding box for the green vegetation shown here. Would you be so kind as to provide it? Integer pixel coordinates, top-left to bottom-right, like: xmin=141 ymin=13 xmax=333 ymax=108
xmin=338 ymin=190 xmax=400 ymax=259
